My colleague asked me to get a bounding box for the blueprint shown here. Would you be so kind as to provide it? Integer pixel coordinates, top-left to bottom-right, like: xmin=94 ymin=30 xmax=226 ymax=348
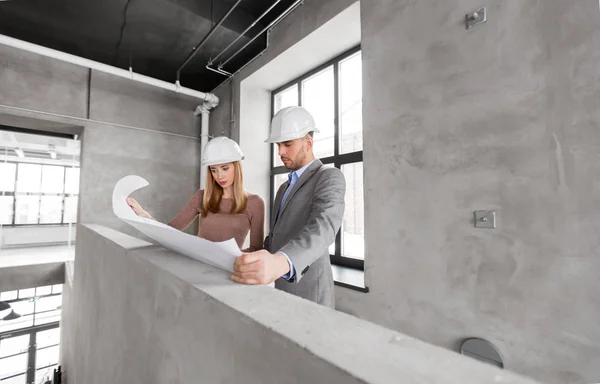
xmin=112 ymin=175 xmax=241 ymax=273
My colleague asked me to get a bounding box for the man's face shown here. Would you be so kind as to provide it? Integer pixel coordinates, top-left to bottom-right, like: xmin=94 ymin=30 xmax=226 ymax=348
xmin=277 ymin=136 xmax=310 ymax=171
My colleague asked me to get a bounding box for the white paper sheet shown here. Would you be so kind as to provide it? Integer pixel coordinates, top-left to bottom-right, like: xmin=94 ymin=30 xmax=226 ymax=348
xmin=112 ymin=175 xmax=241 ymax=272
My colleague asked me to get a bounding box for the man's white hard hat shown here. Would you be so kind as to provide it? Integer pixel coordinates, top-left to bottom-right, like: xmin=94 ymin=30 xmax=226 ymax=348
xmin=201 ymin=136 xmax=244 ymax=167
xmin=264 ymin=106 xmax=319 ymax=143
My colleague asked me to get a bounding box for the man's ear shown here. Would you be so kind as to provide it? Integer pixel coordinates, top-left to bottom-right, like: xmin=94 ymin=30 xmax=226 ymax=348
xmin=304 ymin=134 xmax=314 ymax=150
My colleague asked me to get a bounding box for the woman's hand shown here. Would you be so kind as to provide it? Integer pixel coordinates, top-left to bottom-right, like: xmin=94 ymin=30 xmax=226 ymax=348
xmin=126 ymin=198 xmax=152 ymax=219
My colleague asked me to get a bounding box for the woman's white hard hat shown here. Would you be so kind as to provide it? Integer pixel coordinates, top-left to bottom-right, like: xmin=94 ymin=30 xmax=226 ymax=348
xmin=201 ymin=136 xmax=244 ymax=167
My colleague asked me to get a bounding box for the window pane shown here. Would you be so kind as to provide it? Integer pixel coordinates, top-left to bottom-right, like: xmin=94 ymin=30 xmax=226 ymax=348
xmin=0 ymin=373 xmax=26 ymax=384
xmin=36 ymin=365 xmax=57 ymax=384
xmin=63 ymin=196 xmax=78 ymax=224
xmin=0 ymin=314 xmax=33 ymax=333
xmin=0 ymin=335 xmax=30 ymax=358
xmin=339 ymin=52 xmax=363 ymax=154
xmin=0 ymin=291 xmax=17 ymax=301
xmin=34 ymin=310 xmax=61 ymax=326
xmin=0 ymin=196 xmax=13 ymax=225
xmin=272 ymin=174 xmax=289 ymax=200
xmin=273 ymin=85 xmax=298 ymax=167
xmin=39 ymin=196 xmax=63 ymax=224
xmin=18 ymin=289 xmax=35 ymax=299
xmin=302 ymin=66 xmax=334 ymax=158
xmin=64 ymin=167 xmax=80 ymax=195
xmin=0 ymin=353 xmax=27 ymax=379
xmin=273 ymin=84 xmax=298 ymax=114
xmin=341 ymin=162 xmax=364 ymax=259
xmin=10 ymin=300 xmax=34 ymax=316
xmin=14 ymin=196 xmax=39 ymax=224
xmin=35 ymin=296 xmax=61 ymax=313
xmin=36 ymin=286 xmax=52 ymax=296
xmin=37 ymin=328 xmax=60 ymax=349
xmin=0 ymin=163 xmax=16 ymax=192
xmin=35 ymin=345 xmax=59 ymax=369
xmin=41 ymin=165 xmax=65 ymax=194
xmin=52 ymin=285 xmax=63 ymax=294
xmin=16 ymin=164 xmax=41 ymax=193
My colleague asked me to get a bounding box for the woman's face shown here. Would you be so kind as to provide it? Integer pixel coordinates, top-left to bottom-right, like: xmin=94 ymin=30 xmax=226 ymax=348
xmin=210 ymin=162 xmax=235 ymax=190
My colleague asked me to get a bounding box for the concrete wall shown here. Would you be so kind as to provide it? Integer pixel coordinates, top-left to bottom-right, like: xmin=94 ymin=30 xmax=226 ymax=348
xmin=0 ymin=43 xmax=204 ymax=238
xmin=64 ymin=224 xmax=541 ymax=384
xmin=338 ymin=1 xmax=600 ymax=384
xmin=211 ymin=1 xmax=600 ymax=383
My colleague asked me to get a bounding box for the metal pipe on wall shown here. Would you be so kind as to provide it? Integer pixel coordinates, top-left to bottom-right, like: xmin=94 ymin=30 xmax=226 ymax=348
xmin=0 ymin=34 xmax=219 ymax=106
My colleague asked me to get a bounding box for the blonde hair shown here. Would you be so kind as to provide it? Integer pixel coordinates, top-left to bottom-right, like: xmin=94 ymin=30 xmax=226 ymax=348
xmin=201 ymin=161 xmax=247 ymax=217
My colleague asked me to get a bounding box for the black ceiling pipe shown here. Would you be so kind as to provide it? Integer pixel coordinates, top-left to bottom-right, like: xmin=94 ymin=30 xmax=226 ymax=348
xmin=176 ymin=0 xmax=244 ymax=82
xmin=218 ymin=0 xmax=303 ymax=69
xmin=208 ymin=0 xmax=284 ymax=67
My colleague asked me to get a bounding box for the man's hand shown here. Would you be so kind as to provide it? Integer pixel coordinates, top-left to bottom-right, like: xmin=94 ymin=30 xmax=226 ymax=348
xmin=232 ymin=250 xmax=290 ymax=285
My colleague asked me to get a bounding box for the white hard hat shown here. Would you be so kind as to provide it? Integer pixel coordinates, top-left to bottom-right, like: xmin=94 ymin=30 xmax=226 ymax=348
xmin=201 ymin=136 xmax=244 ymax=167
xmin=264 ymin=106 xmax=320 ymax=143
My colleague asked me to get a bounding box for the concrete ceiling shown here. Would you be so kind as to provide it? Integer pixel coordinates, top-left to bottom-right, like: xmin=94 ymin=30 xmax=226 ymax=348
xmin=0 ymin=0 xmax=299 ymax=91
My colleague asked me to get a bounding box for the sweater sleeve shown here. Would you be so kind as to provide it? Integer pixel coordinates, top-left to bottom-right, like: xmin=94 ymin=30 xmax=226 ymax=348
xmin=168 ymin=190 xmax=202 ymax=231
xmin=244 ymin=195 xmax=265 ymax=252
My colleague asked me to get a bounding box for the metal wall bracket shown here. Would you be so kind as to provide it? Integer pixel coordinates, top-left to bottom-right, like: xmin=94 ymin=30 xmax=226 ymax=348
xmin=474 ymin=210 xmax=496 ymax=229
xmin=466 ymin=6 xmax=486 ymax=30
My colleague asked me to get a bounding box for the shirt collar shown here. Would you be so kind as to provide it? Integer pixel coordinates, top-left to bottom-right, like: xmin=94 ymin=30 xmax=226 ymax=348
xmin=292 ymin=159 xmax=316 ymax=180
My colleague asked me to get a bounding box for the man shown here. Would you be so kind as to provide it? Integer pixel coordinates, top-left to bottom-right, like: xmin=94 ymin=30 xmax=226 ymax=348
xmin=231 ymin=106 xmax=346 ymax=308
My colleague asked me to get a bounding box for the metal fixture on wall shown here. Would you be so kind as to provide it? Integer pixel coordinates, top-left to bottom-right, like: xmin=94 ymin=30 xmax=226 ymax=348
xmin=466 ymin=6 xmax=487 ymax=29
xmin=474 ymin=210 xmax=496 ymax=228
xmin=460 ymin=338 xmax=504 ymax=368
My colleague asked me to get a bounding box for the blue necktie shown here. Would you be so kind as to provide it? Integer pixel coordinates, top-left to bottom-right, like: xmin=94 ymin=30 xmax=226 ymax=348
xmin=279 ymin=171 xmax=298 ymax=213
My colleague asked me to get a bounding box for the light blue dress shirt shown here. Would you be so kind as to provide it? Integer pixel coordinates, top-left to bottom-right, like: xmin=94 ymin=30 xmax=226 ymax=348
xmin=278 ymin=160 xmax=316 ymax=280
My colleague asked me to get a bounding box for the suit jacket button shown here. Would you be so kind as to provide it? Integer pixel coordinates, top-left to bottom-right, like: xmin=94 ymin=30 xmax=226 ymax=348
xmin=301 ymin=266 xmax=309 ymax=275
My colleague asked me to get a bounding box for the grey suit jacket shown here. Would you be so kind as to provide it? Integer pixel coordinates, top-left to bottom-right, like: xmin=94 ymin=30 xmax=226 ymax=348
xmin=264 ymin=159 xmax=346 ymax=308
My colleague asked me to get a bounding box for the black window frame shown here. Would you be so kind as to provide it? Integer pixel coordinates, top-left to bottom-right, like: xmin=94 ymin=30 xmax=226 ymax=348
xmin=0 ymin=285 xmax=63 ymax=383
xmin=270 ymin=45 xmax=364 ymax=271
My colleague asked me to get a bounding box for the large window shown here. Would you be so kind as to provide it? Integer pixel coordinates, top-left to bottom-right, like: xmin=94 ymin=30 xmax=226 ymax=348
xmin=270 ymin=46 xmax=364 ymax=270
xmin=0 ymin=162 xmax=79 ymax=226
xmin=0 ymin=285 xmax=63 ymax=383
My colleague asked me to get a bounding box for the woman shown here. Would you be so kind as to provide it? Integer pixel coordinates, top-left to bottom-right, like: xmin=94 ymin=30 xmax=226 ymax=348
xmin=127 ymin=136 xmax=265 ymax=252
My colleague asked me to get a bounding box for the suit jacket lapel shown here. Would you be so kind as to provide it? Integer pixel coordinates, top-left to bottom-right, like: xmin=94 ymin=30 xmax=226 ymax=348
xmin=271 ymin=180 xmax=288 ymax=232
xmin=278 ymin=160 xmax=323 ymax=218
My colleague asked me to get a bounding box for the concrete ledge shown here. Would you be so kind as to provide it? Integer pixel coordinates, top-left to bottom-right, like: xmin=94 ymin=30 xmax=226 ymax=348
xmin=64 ymin=224 xmax=543 ymax=384
xmin=0 ymin=262 xmax=65 ymax=292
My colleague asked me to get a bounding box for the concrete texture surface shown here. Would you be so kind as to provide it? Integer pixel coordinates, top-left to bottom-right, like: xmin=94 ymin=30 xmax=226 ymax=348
xmin=89 ymin=70 xmax=201 ymax=137
xmin=63 ymin=224 xmax=543 ymax=384
xmin=0 ymin=44 xmax=88 ymax=118
xmin=0 ymin=262 xmax=65 ymax=292
xmin=334 ymin=1 xmax=600 ymax=384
